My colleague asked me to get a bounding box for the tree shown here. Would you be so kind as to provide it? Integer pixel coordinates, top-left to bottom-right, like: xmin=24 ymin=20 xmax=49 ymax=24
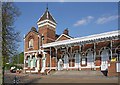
xmin=12 ymin=52 xmax=24 ymax=64
xmin=0 ymin=1 xmax=2 ymax=85
xmin=19 ymin=52 xmax=24 ymax=64
xmin=2 ymin=2 xmax=21 ymax=83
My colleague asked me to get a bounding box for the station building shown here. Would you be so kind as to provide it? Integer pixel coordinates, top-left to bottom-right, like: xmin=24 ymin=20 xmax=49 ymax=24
xmin=24 ymin=7 xmax=120 ymax=76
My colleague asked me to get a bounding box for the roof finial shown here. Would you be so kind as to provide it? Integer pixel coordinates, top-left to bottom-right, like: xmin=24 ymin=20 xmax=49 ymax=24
xmin=46 ymin=3 xmax=48 ymax=11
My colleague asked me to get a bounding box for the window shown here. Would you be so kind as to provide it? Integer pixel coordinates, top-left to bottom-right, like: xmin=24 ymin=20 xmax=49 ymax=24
xmin=29 ymin=39 xmax=33 ymax=48
xmin=81 ymin=58 xmax=87 ymax=65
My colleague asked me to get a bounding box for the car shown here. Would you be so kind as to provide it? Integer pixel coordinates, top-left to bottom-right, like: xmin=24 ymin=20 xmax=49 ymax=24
xmin=10 ymin=66 xmax=16 ymax=73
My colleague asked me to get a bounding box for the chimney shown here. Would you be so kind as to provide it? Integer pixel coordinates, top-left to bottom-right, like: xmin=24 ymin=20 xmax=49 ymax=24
xmin=63 ymin=28 xmax=69 ymax=35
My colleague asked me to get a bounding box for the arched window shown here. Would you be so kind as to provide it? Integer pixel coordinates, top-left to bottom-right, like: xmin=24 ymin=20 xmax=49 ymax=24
xmin=29 ymin=39 xmax=33 ymax=48
xmin=100 ymin=48 xmax=110 ymax=71
xmin=64 ymin=54 xmax=68 ymax=65
xmin=74 ymin=53 xmax=81 ymax=68
xmin=62 ymin=54 xmax=69 ymax=68
xmin=87 ymin=51 xmax=94 ymax=63
xmin=101 ymin=49 xmax=110 ymax=61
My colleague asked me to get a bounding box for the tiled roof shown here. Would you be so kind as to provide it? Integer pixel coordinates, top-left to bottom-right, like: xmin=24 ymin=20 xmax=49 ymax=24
xmin=30 ymin=27 xmax=38 ymax=33
xmin=24 ymin=27 xmax=38 ymax=38
xmin=38 ymin=8 xmax=56 ymax=24
xmin=55 ymin=34 xmax=60 ymax=39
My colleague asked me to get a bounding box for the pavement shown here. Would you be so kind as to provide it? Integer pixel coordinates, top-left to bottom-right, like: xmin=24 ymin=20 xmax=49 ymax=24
xmin=4 ymin=70 xmax=119 ymax=84
xmin=32 ymin=70 xmax=118 ymax=83
xmin=4 ymin=72 xmax=41 ymax=84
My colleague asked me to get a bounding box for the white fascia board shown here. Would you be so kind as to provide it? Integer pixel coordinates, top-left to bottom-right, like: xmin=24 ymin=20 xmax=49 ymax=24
xmin=24 ymin=50 xmax=38 ymax=54
xmin=37 ymin=19 xmax=57 ymax=26
xmin=38 ymin=22 xmax=56 ymax=28
xmin=43 ymin=30 xmax=119 ymax=48
xmin=56 ymin=34 xmax=72 ymax=41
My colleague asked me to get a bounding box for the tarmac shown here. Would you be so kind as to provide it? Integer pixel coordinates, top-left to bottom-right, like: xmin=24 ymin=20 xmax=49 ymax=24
xmin=4 ymin=70 xmax=119 ymax=84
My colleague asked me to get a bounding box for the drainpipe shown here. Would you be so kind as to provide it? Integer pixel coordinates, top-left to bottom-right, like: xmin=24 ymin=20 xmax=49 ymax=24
xmin=50 ymin=47 xmax=51 ymax=70
xmin=55 ymin=47 xmax=58 ymax=70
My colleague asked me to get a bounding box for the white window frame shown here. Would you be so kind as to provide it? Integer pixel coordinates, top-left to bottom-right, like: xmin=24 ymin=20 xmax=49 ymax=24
xmin=29 ymin=39 xmax=34 ymax=48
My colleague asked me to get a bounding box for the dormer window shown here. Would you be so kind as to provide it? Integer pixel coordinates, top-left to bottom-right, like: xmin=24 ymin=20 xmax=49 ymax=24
xmin=29 ymin=39 xmax=33 ymax=48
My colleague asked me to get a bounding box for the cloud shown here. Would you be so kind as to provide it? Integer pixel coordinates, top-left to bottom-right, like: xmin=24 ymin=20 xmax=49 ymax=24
xmin=96 ymin=15 xmax=118 ymax=24
xmin=59 ymin=0 xmax=64 ymax=2
xmin=74 ymin=16 xmax=94 ymax=27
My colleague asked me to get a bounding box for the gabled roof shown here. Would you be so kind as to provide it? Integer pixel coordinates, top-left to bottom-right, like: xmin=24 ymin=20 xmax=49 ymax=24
xmin=55 ymin=34 xmax=60 ymax=39
xmin=31 ymin=27 xmax=37 ymax=32
xmin=25 ymin=27 xmax=39 ymax=38
xmin=56 ymin=33 xmax=73 ymax=41
xmin=37 ymin=8 xmax=56 ymax=24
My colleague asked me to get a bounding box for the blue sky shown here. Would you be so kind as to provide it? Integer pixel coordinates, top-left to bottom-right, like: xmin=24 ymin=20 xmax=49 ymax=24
xmin=14 ymin=2 xmax=118 ymax=52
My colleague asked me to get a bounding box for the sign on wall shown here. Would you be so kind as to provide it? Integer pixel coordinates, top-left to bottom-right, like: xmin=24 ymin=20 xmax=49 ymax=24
xmin=82 ymin=58 xmax=86 ymax=65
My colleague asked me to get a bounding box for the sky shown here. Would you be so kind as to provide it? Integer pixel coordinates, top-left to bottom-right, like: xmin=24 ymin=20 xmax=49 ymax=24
xmin=13 ymin=2 xmax=118 ymax=52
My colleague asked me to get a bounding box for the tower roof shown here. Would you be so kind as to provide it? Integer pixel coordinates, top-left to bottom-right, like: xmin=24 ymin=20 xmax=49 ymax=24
xmin=38 ymin=7 xmax=57 ymax=24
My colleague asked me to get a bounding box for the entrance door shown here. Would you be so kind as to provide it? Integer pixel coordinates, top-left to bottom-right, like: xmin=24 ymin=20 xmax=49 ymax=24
xmin=101 ymin=49 xmax=109 ymax=71
xmin=58 ymin=59 xmax=63 ymax=70
xmin=41 ymin=58 xmax=46 ymax=73
xmin=63 ymin=54 xmax=69 ymax=69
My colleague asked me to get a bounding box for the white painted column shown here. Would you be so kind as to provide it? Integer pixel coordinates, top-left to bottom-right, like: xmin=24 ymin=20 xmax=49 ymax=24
xmin=41 ymin=52 xmax=46 ymax=73
xmin=37 ymin=58 xmax=40 ymax=71
xmin=29 ymin=55 xmax=32 ymax=73
xmin=70 ymin=47 xmax=72 ymax=67
xmin=24 ymin=55 xmax=26 ymax=68
xmin=79 ymin=45 xmax=81 ymax=70
xmin=94 ymin=43 xmax=96 ymax=70
xmin=35 ymin=53 xmax=38 ymax=72
xmin=66 ymin=47 xmax=69 ymax=70
xmin=110 ymin=40 xmax=113 ymax=60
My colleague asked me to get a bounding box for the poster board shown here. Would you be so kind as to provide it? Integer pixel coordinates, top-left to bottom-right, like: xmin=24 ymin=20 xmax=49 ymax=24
xmin=116 ymin=63 xmax=120 ymax=72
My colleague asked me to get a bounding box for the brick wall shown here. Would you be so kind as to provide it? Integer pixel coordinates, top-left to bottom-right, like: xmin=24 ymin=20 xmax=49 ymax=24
xmin=108 ymin=61 xmax=118 ymax=76
xmin=25 ymin=31 xmax=39 ymax=52
xmin=38 ymin=25 xmax=56 ymax=44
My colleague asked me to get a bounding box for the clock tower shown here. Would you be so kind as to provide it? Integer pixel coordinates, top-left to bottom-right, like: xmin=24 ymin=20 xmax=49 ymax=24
xmin=37 ymin=7 xmax=57 ymax=44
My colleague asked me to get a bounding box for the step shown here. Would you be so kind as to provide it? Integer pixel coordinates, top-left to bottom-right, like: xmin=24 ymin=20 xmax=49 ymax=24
xmin=52 ymin=70 xmax=104 ymax=77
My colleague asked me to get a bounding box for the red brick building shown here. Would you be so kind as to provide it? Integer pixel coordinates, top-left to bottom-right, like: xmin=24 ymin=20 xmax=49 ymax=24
xmin=24 ymin=7 xmax=120 ymax=76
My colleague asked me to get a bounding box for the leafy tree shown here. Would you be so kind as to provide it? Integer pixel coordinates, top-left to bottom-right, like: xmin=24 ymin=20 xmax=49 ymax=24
xmin=19 ymin=52 xmax=24 ymax=64
xmin=12 ymin=52 xmax=24 ymax=64
xmin=2 ymin=2 xmax=21 ymax=83
xmin=0 ymin=2 xmax=2 ymax=85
